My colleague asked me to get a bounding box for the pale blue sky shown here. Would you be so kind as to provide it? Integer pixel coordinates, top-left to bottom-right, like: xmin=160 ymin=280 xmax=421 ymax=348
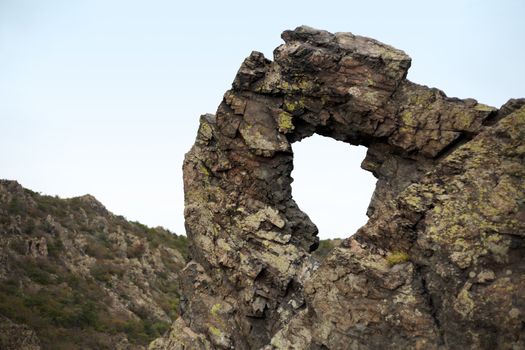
xmin=1 ymin=0 xmax=523 ymax=239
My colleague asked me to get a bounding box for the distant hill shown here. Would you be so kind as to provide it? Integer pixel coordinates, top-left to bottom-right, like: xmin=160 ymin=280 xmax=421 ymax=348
xmin=0 ymin=180 xmax=188 ymax=350
xmin=312 ymin=238 xmax=343 ymax=260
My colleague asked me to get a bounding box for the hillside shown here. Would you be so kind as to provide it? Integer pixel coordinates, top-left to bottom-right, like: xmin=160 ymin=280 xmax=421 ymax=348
xmin=0 ymin=180 xmax=187 ymax=350
xmin=311 ymin=238 xmax=342 ymax=260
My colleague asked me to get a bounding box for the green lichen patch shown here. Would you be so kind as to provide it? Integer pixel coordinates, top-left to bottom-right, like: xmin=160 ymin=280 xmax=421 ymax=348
xmin=199 ymin=163 xmax=210 ymax=177
xmin=209 ymin=325 xmax=222 ymax=337
xmin=278 ymin=112 xmax=294 ymax=133
xmin=453 ymin=283 xmax=475 ymax=318
xmin=386 ymin=251 xmax=410 ymax=266
xmin=474 ymin=103 xmax=496 ymax=112
xmin=283 ymin=99 xmax=305 ymax=113
xmin=278 ymin=78 xmax=315 ymax=93
xmin=198 ymin=121 xmax=214 ymax=143
xmin=211 ymin=303 xmax=222 ymax=316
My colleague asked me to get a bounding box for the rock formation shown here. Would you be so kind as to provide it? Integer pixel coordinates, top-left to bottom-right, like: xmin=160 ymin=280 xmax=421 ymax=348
xmin=151 ymin=26 xmax=525 ymax=349
xmin=0 ymin=180 xmax=188 ymax=349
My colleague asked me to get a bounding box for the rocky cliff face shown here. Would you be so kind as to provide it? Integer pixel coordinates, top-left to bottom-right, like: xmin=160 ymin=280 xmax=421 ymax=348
xmin=151 ymin=26 xmax=525 ymax=349
xmin=0 ymin=180 xmax=187 ymax=349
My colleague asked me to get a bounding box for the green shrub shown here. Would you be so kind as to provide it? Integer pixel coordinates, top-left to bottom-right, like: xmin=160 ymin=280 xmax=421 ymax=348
xmin=47 ymin=238 xmax=64 ymax=259
xmin=20 ymin=288 xmax=99 ymax=328
xmin=40 ymin=219 xmax=54 ymax=233
xmin=127 ymin=322 xmax=149 ymax=344
xmin=132 ymin=224 xmax=188 ymax=259
xmin=90 ymin=262 xmax=125 ymax=283
xmin=37 ymin=195 xmax=68 ymax=218
xmin=312 ymin=239 xmax=342 ymax=260
xmin=7 ymin=198 xmax=26 ymax=215
xmin=21 ymin=261 xmax=53 ymax=285
xmin=142 ymin=320 xmax=170 ymax=338
xmin=23 ymin=218 xmax=36 ymax=234
xmin=77 ymin=300 xmax=99 ymax=327
xmin=0 ymin=285 xmax=43 ymax=329
xmin=58 ymin=272 xmax=80 ymax=288
xmin=127 ymin=242 xmax=146 ymax=259
xmin=10 ymin=238 xmax=27 ymax=254
xmin=119 ymin=319 xmax=170 ymax=345
xmin=85 ymin=237 xmax=113 ymax=259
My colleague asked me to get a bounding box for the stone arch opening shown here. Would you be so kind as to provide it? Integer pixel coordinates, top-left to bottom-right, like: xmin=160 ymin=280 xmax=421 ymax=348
xmin=174 ymin=26 xmax=501 ymax=350
xmin=291 ymin=134 xmax=376 ymax=240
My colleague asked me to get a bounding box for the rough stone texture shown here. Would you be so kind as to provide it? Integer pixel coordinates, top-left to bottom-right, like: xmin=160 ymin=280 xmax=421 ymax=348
xmin=152 ymin=26 xmax=524 ymax=349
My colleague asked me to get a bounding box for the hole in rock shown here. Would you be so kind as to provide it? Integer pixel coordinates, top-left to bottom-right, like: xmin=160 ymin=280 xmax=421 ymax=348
xmin=291 ymin=135 xmax=376 ymax=240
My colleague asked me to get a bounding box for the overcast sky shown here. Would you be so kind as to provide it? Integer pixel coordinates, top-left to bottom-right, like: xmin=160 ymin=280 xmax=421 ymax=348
xmin=1 ymin=0 xmax=523 ymax=239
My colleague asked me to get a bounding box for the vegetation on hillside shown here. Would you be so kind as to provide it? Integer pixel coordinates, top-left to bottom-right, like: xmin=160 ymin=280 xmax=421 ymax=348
xmin=312 ymin=238 xmax=343 ymax=260
xmin=0 ymin=181 xmax=188 ymax=349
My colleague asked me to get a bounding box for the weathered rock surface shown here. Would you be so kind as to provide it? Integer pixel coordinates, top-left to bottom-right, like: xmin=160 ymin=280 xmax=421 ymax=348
xmin=0 ymin=180 xmax=188 ymax=349
xmin=152 ymin=26 xmax=524 ymax=349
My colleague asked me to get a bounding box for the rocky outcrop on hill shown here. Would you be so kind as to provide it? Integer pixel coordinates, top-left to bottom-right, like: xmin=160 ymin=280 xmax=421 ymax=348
xmin=0 ymin=180 xmax=187 ymax=349
xmin=151 ymin=26 xmax=525 ymax=349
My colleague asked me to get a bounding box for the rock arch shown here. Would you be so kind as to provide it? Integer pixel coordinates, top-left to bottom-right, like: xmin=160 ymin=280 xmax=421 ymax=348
xmin=290 ymin=136 xmax=373 ymax=240
xmin=150 ymin=26 xmax=525 ymax=349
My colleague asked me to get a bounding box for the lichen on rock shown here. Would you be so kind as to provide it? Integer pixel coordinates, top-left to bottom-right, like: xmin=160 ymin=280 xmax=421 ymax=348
xmin=152 ymin=26 xmax=525 ymax=349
